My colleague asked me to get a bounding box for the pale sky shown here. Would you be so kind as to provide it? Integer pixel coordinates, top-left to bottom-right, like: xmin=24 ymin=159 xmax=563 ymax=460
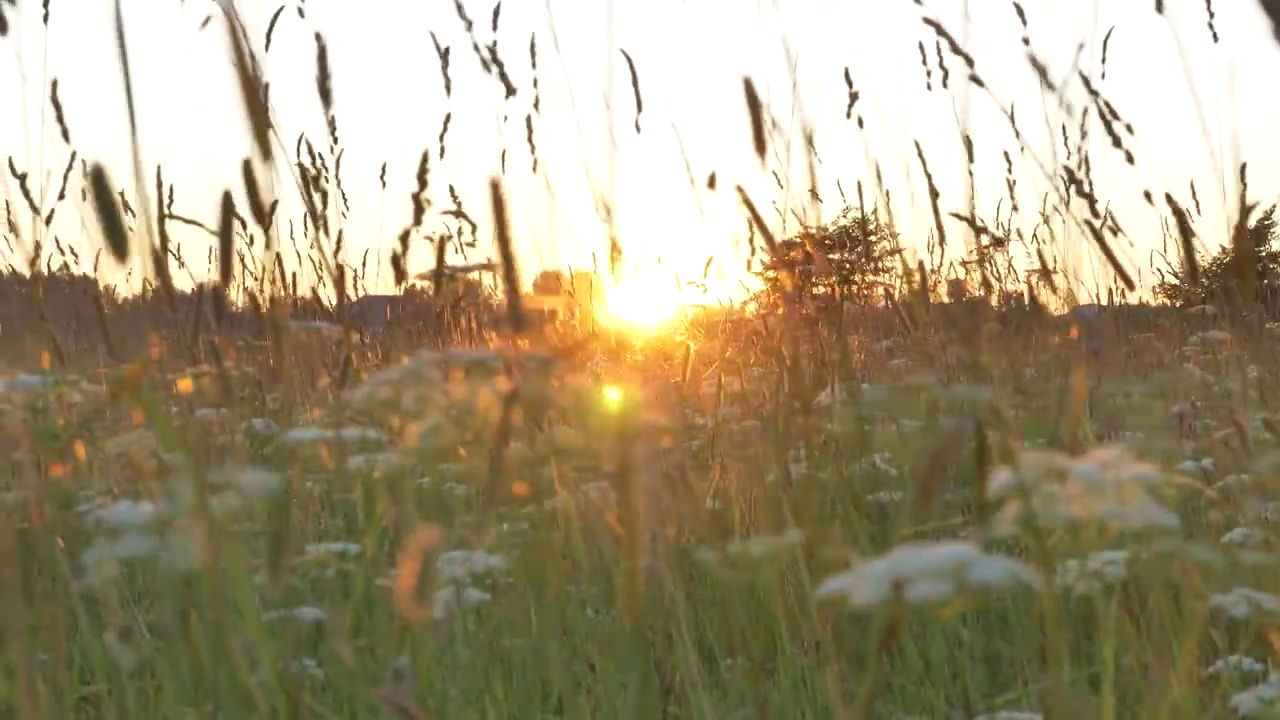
xmin=1 ymin=0 xmax=1279 ymax=302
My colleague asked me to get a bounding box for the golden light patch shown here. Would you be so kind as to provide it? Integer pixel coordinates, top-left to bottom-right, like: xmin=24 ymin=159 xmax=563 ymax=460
xmin=605 ymin=510 xmax=625 ymax=537
xmin=73 ymin=440 xmax=87 ymax=463
xmin=47 ymin=462 xmax=65 ymax=480
xmin=174 ymin=376 xmax=194 ymax=396
xmin=938 ymin=597 xmax=969 ymax=620
xmin=1267 ymin=627 xmax=1280 ymax=663
xmin=393 ymin=524 xmax=444 ymax=623
xmin=40 ymin=350 xmax=50 ymax=371
xmin=511 ymin=480 xmax=533 ymax=497
xmin=399 ymin=421 xmax=421 ymax=449
xmin=601 ymin=384 xmax=624 ymax=412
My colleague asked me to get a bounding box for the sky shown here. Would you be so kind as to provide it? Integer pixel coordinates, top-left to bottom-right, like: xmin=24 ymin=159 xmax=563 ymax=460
xmin=1 ymin=0 xmax=1279 ymax=303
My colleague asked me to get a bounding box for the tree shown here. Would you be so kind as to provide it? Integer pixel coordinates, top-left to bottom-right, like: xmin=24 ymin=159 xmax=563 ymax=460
xmin=532 ymin=269 xmax=567 ymax=296
xmin=756 ymin=205 xmax=902 ymax=309
xmin=1153 ymin=204 xmax=1280 ymax=311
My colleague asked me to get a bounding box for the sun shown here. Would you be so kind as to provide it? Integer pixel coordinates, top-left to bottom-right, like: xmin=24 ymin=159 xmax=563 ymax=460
xmin=602 ymin=276 xmax=685 ymax=331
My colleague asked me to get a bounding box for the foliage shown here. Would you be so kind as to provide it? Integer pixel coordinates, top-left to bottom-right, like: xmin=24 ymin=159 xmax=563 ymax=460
xmin=532 ymin=269 xmax=567 ymax=296
xmin=1153 ymin=205 xmax=1280 ymax=310
xmin=755 ymin=205 xmax=903 ymax=309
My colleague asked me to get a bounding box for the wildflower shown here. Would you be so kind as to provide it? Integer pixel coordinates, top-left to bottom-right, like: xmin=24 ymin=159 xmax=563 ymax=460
xmin=720 ymin=528 xmax=805 ymax=561
xmin=1210 ymin=588 xmax=1280 ymax=620
xmin=1222 ymin=527 xmax=1267 ymax=548
xmin=867 ymin=490 xmax=904 ymax=505
xmin=288 ymin=320 xmax=343 ymax=339
xmin=280 ymin=426 xmax=390 ymax=446
xmin=1192 ymin=329 xmax=1232 ymax=346
xmin=437 ymin=550 xmax=507 ymax=583
xmin=103 ymin=428 xmax=159 ymax=457
xmin=786 ymin=444 xmax=809 ymax=481
xmin=1208 ymin=655 xmax=1268 ymax=678
xmin=941 ymin=384 xmax=993 ymax=412
xmin=814 ymin=541 xmax=1042 ymax=611
xmin=1056 ymin=550 xmax=1129 ymax=595
xmin=1216 ymin=474 xmax=1253 ymax=492
xmin=0 ymin=373 xmax=56 ymax=393
xmin=262 ymin=606 xmax=327 ymax=624
xmin=1231 ymin=672 xmax=1280 ymax=716
xmin=92 ymin=500 xmax=159 ymax=530
xmin=285 ymin=657 xmax=325 ymax=680
xmin=242 ymin=418 xmax=281 ymax=437
xmin=346 ymin=451 xmax=411 ymax=475
xmin=305 ymin=542 xmax=363 ymax=558
xmin=211 ymin=465 xmax=283 ymax=499
xmin=102 ymin=627 xmax=144 ymax=673
xmin=432 ymin=586 xmax=492 ymax=620
xmin=987 ymin=445 xmax=1179 ymax=535
xmin=193 ymin=407 xmax=230 ymax=422
xmin=812 ymin=383 xmax=849 ymax=407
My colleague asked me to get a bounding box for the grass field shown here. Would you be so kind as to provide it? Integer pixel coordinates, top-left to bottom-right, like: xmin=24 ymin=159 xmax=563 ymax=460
xmin=6 ymin=1 xmax=1280 ymax=718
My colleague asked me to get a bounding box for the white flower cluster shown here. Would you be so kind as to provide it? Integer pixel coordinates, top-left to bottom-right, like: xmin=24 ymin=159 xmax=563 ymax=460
xmin=815 ymin=541 xmax=1041 ymax=611
xmin=986 ymin=445 xmax=1179 ymax=536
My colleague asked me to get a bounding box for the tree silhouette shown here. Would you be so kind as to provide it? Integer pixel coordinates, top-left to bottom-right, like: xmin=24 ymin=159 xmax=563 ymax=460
xmin=1153 ymin=204 xmax=1280 ymax=311
xmin=532 ymin=269 xmax=568 ymax=296
xmin=756 ymin=205 xmax=902 ymax=309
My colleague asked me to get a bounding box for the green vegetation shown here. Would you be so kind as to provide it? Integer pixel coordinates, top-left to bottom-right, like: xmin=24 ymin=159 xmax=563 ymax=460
xmin=5 ymin=1 xmax=1280 ymax=719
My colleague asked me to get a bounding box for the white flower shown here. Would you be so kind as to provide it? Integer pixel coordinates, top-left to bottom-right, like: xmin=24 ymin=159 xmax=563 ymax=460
xmin=1216 ymin=474 xmax=1253 ymax=492
xmin=193 ymin=407 xmax=230 ymax=422
xmin=1231 ymin=672 xmax=1280 ymax=716
xmin=286 ymin=657 xmax=325 ymax=679
xmin=1056 ymin=550 xmax=1129 ymax=595
xmin=437 ymin=550 xmax=507 ymax=583
xmin=288 ymin=320 xmax=343 ymax=339
xmin=814 ymin=541 xmax=1042 ymax=611
xmin=346 ymin=452 xmax=410 ymax=474
xmin=305 ymin=542 xmax=363 ymax=558
xmin=1208 ymin=655 xmax=1268 ymax=678
xmin=867 ymin=490 xmax=904 ymax=505
xmin=722 ymin=528 xmax=806 ymax=561
xmin=242 ymin=418 xmax=281 ymax=437
xmin=941 ymin=384 xmax=993 ymax=410
xmin=433 ymin=586 xmax=492 ymax=620
xmin=93 ymin=500 xmax=159 ymax=530
xmin=787 ymin=444 xmax=809 ymax=480
xmin=103 ymin=429 xmax=159 ymax=457
xmin=1222 ymin=527 xmax=1267 ymax=548
xmin=262 ymin=606 xmax=327 ymax=624
xmin=281 ymin=426 xmax=390 ymax=446
xmin=1210 ymin=588 xmax=1280 ymax=620
xmin=212 ymin=465 xmax=284 ymax=499
xmin=987 ymin=446 xmax=1179 ymax=535
xmin=1192 ymin=330 xmax=1232 ymax=346
xmin=102 ymin=628 xmax=143 ymax=673
xmin=0 ymin=373 xmax=55 ymax=393
xmin=111 ymin=532 xmax=162 ymax=560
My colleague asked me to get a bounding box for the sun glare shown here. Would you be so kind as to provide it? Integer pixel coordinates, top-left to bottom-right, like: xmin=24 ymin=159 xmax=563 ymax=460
xmin=602 ymin=277 xmax=686 ymax=331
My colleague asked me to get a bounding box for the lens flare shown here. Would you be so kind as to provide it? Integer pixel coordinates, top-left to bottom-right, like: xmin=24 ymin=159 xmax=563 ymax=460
xmin=601 ymin=384 xmax=625 ymax=411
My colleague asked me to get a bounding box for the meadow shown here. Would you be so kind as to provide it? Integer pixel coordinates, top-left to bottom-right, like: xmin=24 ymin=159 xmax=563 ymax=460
xmin=6 ymin=1 xmax=1280 ymax=718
